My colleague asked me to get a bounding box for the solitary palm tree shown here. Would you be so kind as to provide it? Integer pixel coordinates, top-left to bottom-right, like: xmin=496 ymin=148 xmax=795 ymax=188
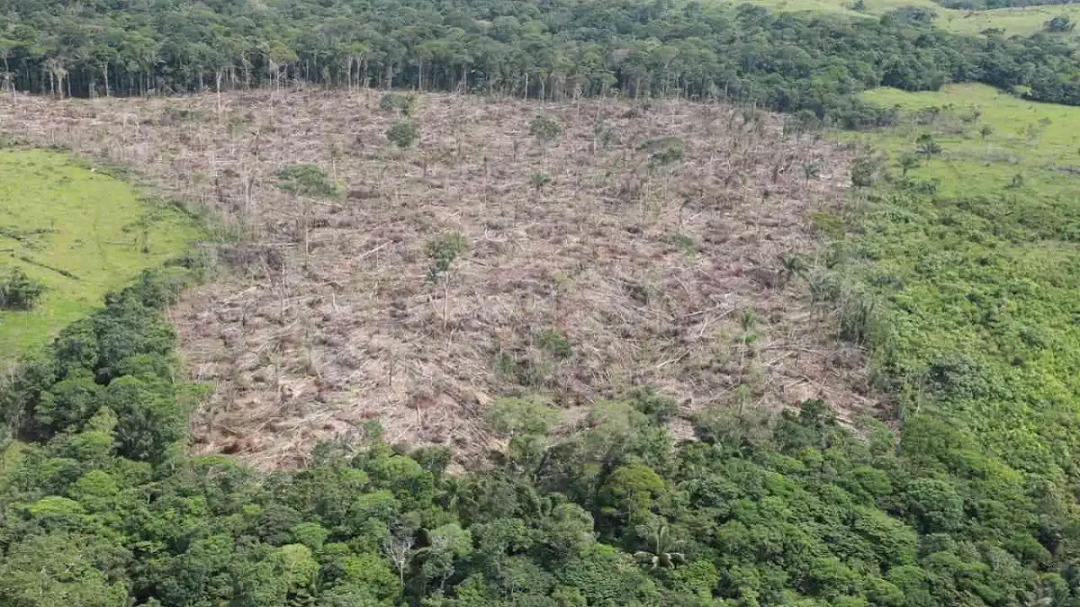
xmin=634 ymin=518 xmax=685 ymax=569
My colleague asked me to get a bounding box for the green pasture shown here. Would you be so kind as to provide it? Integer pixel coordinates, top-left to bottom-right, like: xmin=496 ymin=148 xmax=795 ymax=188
xmin=0 ymin=149 xmax=201 ymax=358
xmin=852 ymin=83 xmax=1080 ymax=199
xmin=752 ymin=0 xmax=1080 ymax=39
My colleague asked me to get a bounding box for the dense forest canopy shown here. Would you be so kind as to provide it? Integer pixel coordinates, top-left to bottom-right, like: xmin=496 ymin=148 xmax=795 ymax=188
xmin=3 ymin=0 xmax=1080 ymax=122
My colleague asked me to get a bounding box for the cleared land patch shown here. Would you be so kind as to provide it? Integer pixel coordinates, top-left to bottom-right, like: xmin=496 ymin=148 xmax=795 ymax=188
xmin=0 ymin=90 xmax=868 ymax=468
xmin=0 ymin=149 xmax=200 ymax=358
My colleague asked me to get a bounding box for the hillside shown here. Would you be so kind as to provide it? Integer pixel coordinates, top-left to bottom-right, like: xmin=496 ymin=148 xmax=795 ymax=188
xmin=3 ymin=0 xmax=1080 ymax=605
xmin=0 ymin=149 xmax=199 ymax=357
xmin=1 ymin=88 xmax=867 ymax=467
xmin=756 ymin=0 xmax=1080 ymax=39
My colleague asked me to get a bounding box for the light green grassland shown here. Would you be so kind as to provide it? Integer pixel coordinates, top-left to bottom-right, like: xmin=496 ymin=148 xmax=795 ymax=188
xmin=753 ymin=0 xmax=1080 ymax=39
xmin=852 ymin=83 xmax=1080 ymax=199
xmin=0 ymin=149 xmax=201 ymax=358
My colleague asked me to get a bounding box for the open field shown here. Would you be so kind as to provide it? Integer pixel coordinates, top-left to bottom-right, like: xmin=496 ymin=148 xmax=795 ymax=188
xmin=754 ymin=0 xmax=1080 ymax=38
xmin=855 ymin=83 xmax=1080 ymax=198
xmin=1 ymin=89 xmax=866 ymax=467
xmin=0 ymin=149 xmax=200 ymax=358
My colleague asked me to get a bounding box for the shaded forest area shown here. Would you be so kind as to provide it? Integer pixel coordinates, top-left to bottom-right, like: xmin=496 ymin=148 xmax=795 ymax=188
xmin=3 ymin=0 xmax=1080 ymax=124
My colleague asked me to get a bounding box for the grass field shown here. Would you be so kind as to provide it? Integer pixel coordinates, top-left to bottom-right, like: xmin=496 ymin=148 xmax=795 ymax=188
xmin=753 ymin=0 xmax=1080 ymax=39
xmin=831 ymin=83 xmax=1080 ymax=476
xmin=0 ymin=149 xmax=201 ymax=358
xmin=853 ymin=83 xmax=1080 ymax=199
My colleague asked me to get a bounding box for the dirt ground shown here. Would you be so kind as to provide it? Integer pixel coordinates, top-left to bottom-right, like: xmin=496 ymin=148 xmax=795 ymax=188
xmin=0 ymin=87 xmax=874 ymax=468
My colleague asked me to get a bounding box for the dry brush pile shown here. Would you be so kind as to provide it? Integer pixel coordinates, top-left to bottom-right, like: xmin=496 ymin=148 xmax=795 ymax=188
xmin=0 ymin=88 xmax=873 ymax=468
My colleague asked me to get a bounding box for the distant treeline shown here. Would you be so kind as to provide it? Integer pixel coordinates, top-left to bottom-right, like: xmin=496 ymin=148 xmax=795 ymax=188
xmin=2 ymin=0 xmax=1080 ymax=124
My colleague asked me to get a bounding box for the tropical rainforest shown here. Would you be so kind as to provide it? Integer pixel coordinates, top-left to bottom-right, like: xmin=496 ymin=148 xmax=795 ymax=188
xmin=2 ymin=0 xmax=1080 ymax=606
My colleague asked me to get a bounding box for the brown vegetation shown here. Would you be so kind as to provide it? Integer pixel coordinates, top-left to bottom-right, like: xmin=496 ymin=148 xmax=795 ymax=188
xmin=0 ymin=88 xmax=873 ymax=468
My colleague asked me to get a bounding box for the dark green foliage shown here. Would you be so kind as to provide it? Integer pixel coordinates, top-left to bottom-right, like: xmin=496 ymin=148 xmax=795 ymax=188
xmin=851 ymin=155 xmax=883 ymax=187
xmin=5 ymin=317 xmax=1080 ymax=607
xmin=535 ymin=328 xmax=572 ymax=361
xmin=1045 ymin=15 xmax=1077 ymax=33
xmin=0 ymin=267 xmax=45 ymax=310
xmin=882 ymin=6 xmax=937 ymax=26
xmin=386 ymin=120 xmax=419 ymax=149
xmin=6 ymin=0 xmax=1080 ymax=120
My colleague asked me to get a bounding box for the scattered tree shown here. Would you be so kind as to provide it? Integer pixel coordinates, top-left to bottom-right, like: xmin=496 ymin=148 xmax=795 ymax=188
xmin=1045 ymin=15 xmax=1076 ymax=33
xmin=387 ymin=120 xmax=419 ymax=149
xmin=915 ymin=133 xmax=942 ymax=158
xmin=425 ymin=232 xmax=467 ymax=327
xmin=0 ymin=267 xmax=44 ymax=310
xmin=850 ymin=155 xmax=882 ymax=187
xmin=529 ymin=115 xmax=562 ymax=144
xmin=899 ymin=152 xmax=921 ymax=176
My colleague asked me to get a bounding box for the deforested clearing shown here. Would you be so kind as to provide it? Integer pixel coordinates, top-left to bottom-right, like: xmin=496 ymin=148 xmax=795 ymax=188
xmin=0 ymin=89 xmax=871 ymax=468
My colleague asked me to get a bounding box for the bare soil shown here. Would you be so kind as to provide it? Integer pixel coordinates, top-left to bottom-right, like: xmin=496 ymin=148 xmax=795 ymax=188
xmin=0 ymin=88 xmax=874 ymax=468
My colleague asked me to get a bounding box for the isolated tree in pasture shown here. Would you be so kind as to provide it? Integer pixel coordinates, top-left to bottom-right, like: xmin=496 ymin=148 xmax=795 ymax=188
xmin=916 ymin=133 xmax=942 ymax=158
xmin=0 ymin=268 xmax=44 ymax=310
xmin=1045 ymin=15 xmax=1076 ymax=33
xmin=899 ymin=152 xmax=921 ymax=176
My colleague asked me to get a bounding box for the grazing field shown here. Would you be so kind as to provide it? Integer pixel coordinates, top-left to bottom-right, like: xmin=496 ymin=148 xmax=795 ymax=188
xmin=755 ymin=0 xmax=1080 ymax=39
xmin=0 ymin=149 xmax=200 ymax=358
xmin=831 ymin=82 xmax=1080 ymax=475
xmin=1 ymin=90 xmax=864 ymax=467
xmin=856 ymin=83 xmax=1080 ymax=198
xmin=938 ymin=4 xmax=1080 ymax=37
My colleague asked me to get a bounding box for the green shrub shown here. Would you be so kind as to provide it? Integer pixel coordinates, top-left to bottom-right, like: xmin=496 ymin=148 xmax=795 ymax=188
xmin=380 ymin=92 xmax=417 ymax=115
xmin=386 ymin=120 xmax=419 ymax=149
xmin=276 ymin=164 xmax=338 ymax=197
xmin=535 ymin=328 xmax=573 ymax=360
xmin=650 ymin=142 xmax=684 ymax=166
xmin=851 ymin=155 xmax=883 ymax=187
xmin=0 ymin=268 xmax=45 ymax=310
xmin=425 ymin=232 xmax=467 ymax=283
xmin=529 ymin=115 xmax=562 ymax=143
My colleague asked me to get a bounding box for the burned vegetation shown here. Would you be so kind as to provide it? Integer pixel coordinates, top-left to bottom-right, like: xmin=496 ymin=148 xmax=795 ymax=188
xmin=1 ymin=89 xmax=871 ymax=467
